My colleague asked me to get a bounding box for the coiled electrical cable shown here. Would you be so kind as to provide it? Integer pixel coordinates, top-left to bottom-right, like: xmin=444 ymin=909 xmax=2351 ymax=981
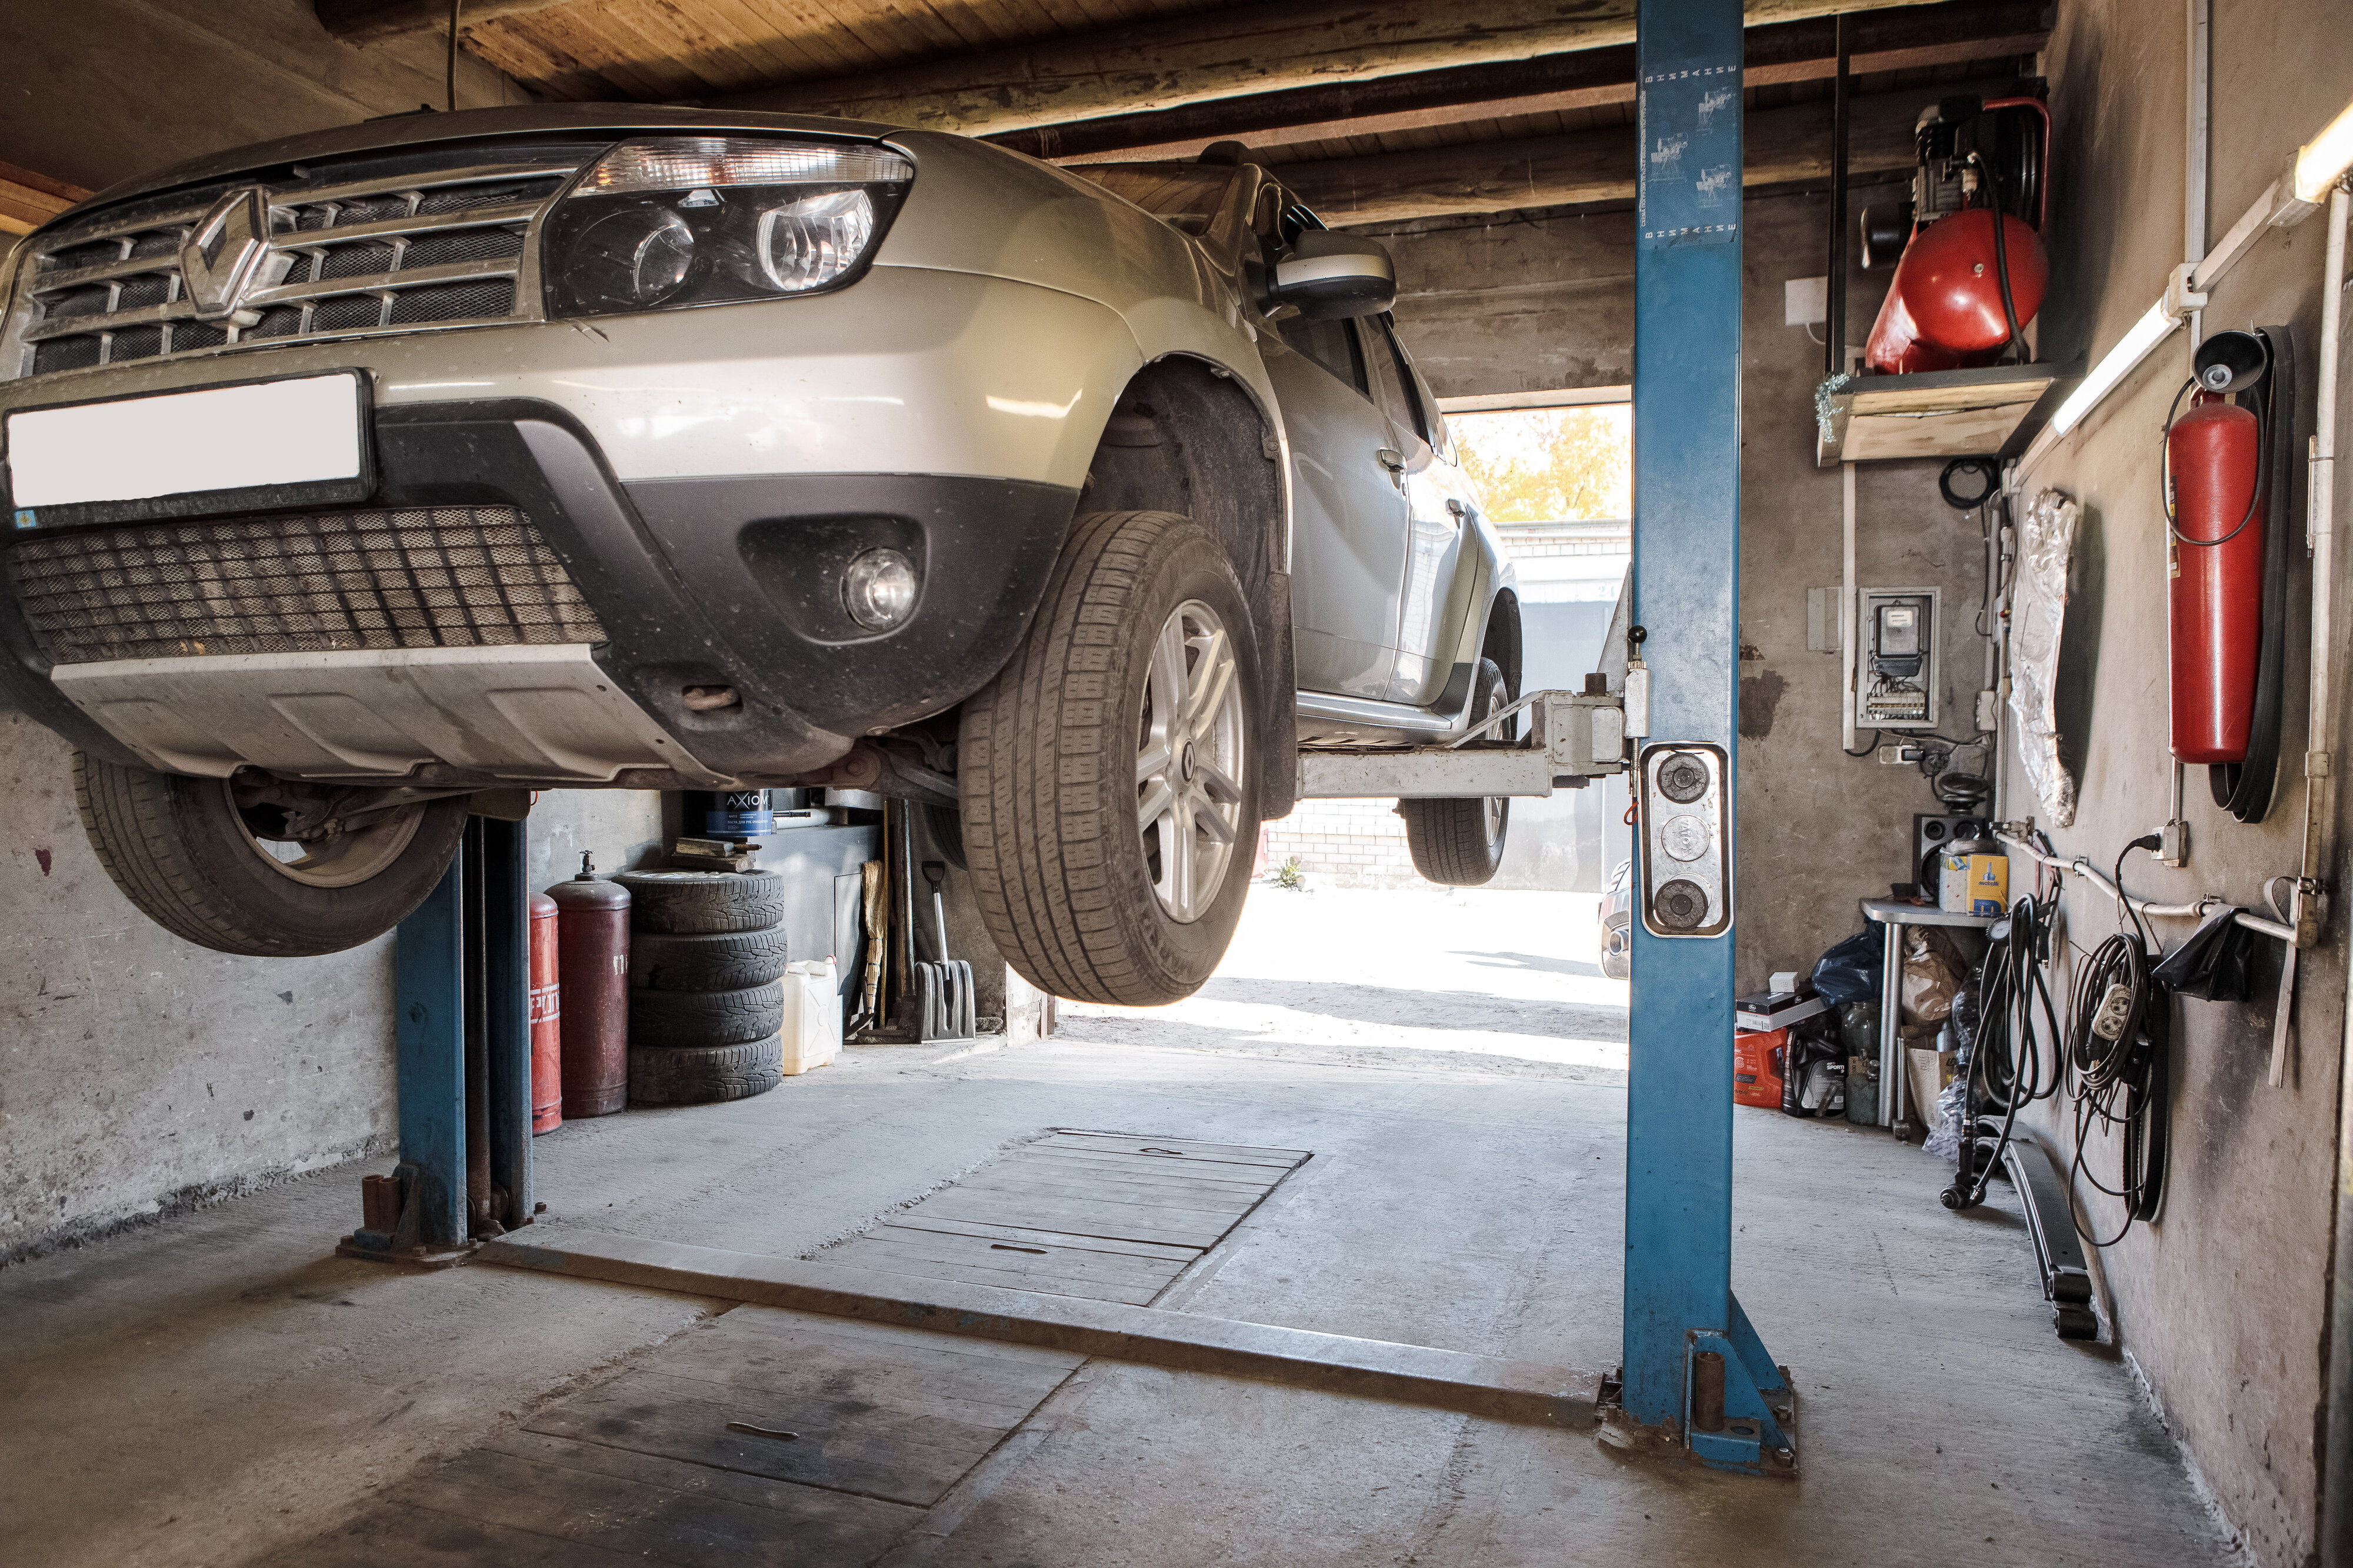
xmin=2064 ymin=915 xmax=2167 ymax=1246
xmin=1939 ymin=456 xmax=2002 ymax=511
xmin=1943 ymin=894 xmax=2067 ymax=1210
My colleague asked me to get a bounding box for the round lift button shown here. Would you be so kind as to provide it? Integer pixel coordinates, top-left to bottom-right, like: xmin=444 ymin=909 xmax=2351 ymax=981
xmin=1654 ymin=878 xmax=1708 ymax=929
xmin=1657 ymin=752 xmax=1710 ymax=803
xmin=1662 ymin=814 xmax=1708 ymax=861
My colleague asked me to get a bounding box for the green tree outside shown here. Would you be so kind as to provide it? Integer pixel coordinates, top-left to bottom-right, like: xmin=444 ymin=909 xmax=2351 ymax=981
xmin=1451 ymin=405 xmax=1631 ymax=523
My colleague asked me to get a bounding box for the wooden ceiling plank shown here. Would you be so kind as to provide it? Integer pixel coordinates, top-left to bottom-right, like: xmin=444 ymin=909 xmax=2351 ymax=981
xmin=736 ymin=0 xmax=910 ymax=76
xmin=318 ymin=0 xmax=574 ymax=44
xmin=451 ymin=16 xmax=634 ymax=99
xmin=492 ymin=8 xmax=709 ymax=100
xmin=1280 ymin=83 xmax=1932 ymax=228
xmin=1016 ymin=2 xmax=2042 ymax=163
xmin=682 ymin=0 xmax=855 ymax=81
xmin=704 ymin=0 xmax=1938 ymax=137
xmin=621 ymin=0 xmax=808 ymax=95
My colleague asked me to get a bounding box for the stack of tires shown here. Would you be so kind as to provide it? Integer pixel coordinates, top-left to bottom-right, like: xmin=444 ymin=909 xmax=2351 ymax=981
xmin=616 ymin=869 xmax=790 ymax=1106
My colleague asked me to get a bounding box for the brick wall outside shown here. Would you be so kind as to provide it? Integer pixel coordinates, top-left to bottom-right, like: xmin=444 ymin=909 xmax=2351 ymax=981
xmin=1259 ymin=798 xmax=1422 ymax=888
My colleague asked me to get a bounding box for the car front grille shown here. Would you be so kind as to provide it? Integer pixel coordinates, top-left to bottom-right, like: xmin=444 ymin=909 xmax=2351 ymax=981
xmin=6 ymin=506 xmax=607 ymax=664
xmin=2 ymin=143 xmax=607 ymax=381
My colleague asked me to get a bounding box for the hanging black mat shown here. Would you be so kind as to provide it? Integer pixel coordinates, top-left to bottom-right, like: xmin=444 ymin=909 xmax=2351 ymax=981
xmin=2149 ymin=908 xmax=2258 ymax=1002
xmin=2209 ymin=325 xmax=2296 ymax=823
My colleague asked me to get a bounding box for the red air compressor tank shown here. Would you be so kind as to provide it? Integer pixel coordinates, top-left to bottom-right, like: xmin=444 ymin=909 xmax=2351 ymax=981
xmin=545 ymin=858 xmax=631 ymax=1117
xmin=2168 ymin=393 xmax=2265 ymax=763
xmin=528 ymin=893 xmax=562 ymax=1134
xmin=1864 ymin=208 xmax=2049 ymax=374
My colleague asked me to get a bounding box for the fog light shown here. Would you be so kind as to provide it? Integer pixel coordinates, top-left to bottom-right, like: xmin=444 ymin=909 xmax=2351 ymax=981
xmin=843 ymin=548 xmax=918 ymax=630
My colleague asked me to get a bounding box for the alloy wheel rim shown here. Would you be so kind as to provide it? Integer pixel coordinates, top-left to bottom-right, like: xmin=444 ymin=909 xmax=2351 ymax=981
xmin=1136 ymin=598 xmax=1247 ymax=923
xmin=228 ymin=782 xmax=426 ymax=889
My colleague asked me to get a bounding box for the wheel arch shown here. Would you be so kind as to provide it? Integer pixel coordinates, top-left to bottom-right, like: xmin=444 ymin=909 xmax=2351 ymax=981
xmin=1482 ymin=585 xmax=1524 ymax=702
xmin=1082 ymin=354 xmax=1298 ymax=818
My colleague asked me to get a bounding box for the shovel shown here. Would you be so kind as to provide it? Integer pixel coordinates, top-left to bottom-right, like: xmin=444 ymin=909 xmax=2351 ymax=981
xmin=916 ymin=858 xmax=976 ymax=1043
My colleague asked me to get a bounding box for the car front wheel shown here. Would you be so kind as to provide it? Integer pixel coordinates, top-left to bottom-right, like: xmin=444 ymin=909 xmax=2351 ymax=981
xmin=73 ymin=753 xmax=468 ymax=957
xmin=959 ymin=510 xmax=1262 ymax=1006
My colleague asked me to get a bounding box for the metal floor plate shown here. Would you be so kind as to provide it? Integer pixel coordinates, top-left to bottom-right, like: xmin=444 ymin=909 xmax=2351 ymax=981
xmin=817 ymin=1129 xmax=1312 ymax=1305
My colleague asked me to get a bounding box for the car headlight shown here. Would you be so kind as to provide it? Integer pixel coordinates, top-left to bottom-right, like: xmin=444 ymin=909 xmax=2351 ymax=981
xmin=545 ymin=136 xmax=913 ymax=318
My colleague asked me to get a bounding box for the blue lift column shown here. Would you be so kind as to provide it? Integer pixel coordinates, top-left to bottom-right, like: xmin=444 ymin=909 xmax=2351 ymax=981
xmin=1611 ymin=0 xmax=1794 ymax=1475
xmin=341 ymin=815 xmax=534 ymax=1265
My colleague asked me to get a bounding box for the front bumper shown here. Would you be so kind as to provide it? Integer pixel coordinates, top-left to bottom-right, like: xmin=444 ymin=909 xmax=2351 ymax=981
xmin=0 ymin=399 xmax=1078 ymax=785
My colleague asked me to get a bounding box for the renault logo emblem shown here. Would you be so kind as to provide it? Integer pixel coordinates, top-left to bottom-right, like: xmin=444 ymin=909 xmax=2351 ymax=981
xmin=181 ymin=188 xmax=274 ymax=319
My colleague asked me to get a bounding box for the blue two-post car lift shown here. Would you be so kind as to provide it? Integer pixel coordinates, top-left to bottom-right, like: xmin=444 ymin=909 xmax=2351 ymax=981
xmin=1607 ymin=0 xmax=1795 ymax=1475
xmin=339 ymin=0 xmax=1788 ymax=1475
xmin=340 ymin=815 xmax=534 ymax=1263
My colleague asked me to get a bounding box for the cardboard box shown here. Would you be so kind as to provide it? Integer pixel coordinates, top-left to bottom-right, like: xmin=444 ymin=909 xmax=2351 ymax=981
xmin=1940 ymin=849 xmax=2009 ymax=916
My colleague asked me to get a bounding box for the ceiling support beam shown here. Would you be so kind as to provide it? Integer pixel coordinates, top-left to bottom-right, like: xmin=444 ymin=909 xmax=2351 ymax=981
xmin=1283 ymin=84 xmax=1934 ymax=228
xmin=704 ymin=0 xmax=1938 ymax=139
xmin=995 ymin=0 xmax=2045 ymax=163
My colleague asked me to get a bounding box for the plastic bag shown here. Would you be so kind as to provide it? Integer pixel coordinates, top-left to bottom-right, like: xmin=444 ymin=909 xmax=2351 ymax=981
xmin=1812 ymin=923 xmax=1887 ymax=1006
xmin=1899 ymin=927 xmax=1968 ymax=1040
xmin=1950 ymin=963 xmax=1983 ymax=1062
xmin=1922 ymin=1073 xmax=1968 ymax=1159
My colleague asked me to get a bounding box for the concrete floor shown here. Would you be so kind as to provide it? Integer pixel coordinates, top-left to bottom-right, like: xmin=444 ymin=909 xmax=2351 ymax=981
xmin=0 ymin=889 xmax=2237 ymax=1567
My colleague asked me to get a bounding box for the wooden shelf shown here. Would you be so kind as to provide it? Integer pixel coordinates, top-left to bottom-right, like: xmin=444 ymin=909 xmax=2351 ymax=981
xmin=1815 ymin=361 xmax=2080 ymax=465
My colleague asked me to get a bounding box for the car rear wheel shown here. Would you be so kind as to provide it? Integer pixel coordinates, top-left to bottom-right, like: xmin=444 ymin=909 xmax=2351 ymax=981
xmin=72 ymin=753 xmax=468 ymax=956
xmin=959 ymin=510 xmax=1262 ymax=1006
xmin=1399 ymin=658 xmax=1515 ymax=886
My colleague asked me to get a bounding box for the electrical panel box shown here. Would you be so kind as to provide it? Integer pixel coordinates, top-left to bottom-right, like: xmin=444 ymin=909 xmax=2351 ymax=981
xmin=1854 ymin=587 xmax=1941 ymax=731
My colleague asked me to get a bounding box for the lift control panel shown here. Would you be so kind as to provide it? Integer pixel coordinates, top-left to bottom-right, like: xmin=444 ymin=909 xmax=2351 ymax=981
xmin=1638 ymin=742 xmax=1731 ymax=938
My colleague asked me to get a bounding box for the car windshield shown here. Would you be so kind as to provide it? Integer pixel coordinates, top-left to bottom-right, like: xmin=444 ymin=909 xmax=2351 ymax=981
xmin=1069 ymin=163 xmax=1238 ymax=235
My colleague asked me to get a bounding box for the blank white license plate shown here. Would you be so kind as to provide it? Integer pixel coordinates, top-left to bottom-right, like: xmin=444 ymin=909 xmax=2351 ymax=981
xmin=5 ymin=372 xmax=364 ymax=510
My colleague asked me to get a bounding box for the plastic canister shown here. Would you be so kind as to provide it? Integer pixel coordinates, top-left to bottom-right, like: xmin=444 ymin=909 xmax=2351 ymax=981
xmin=704 ymin=788 xmax=774 ymax=840
xmin=779 ymin=958 xmax=842 ymax=1075
xmin=1734 ymin=1027 xmax=1788 ymax=1109
xmin=545 ymin=855 xmax=630 ymax=1116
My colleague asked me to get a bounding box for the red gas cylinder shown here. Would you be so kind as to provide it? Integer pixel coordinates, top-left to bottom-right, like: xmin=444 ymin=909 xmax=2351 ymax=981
xmin=545 ymin=855 xmax=631 ymax=1117
xmin=2168 ymin=393 xmax=2265 ymax=763
xmin=529 ymin=892 xmax=562 ymax=1135
xmin=1864 ymin=209 xmax=2049 ymax=374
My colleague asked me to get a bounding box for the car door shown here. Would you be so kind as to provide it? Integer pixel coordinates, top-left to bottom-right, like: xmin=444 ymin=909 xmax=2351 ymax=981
xmin=1261 ymin=312 xmax=1411 ymax=700
xmin=1360 ymin=316 xmax=1481 ymax=708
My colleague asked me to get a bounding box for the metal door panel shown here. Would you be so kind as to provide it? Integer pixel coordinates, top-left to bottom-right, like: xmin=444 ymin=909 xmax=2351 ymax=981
xmin=1264 ymin=342 xmax=1407 ymax=700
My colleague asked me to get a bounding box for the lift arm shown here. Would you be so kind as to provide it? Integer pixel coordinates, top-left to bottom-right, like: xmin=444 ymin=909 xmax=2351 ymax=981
xmin=1294 ymin=688 xmax=1626 ymax=800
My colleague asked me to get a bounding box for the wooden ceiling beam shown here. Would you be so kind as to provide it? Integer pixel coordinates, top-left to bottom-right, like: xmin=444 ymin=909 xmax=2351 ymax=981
xmin=994 ymin=0 xmax=2047 ymax=163
xmin=0 ymin=161 xmax=89 ymax=238
xmin=315 ymin=0 xmax=572 ymax=45
xmin=705 ymin=0 xmax=1941 ymax=139
xmin=1279 ymin=83 xmax=1936 ymax=227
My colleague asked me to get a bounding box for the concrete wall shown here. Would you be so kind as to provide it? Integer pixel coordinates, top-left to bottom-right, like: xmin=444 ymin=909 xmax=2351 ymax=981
xmin=0 ymin=0 xmax=531 ymax=195
xmin=2006 ymin=4 xmax=2353 ymax=1562
xmin=0 ymin=708 xmax=664 ymax=1265
xmin=0 ymin=2 xmax=551 ymax=1266
xmin=1378 ymin=179 xmax=1989 ymax=983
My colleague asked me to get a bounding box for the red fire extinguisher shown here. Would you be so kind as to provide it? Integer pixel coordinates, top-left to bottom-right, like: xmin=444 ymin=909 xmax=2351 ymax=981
xmin=2166 ymin=363 xmax=2267 ymax=764
xmin=546 ymin=853 xmax=631 ymax=1117
xmin=529 ymin=892 xmax=562 ymax=1134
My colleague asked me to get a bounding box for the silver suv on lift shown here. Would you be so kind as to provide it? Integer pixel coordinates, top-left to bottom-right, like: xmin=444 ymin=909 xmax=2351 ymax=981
xmin=0 ymin=108 xmax=1520 ymax=1005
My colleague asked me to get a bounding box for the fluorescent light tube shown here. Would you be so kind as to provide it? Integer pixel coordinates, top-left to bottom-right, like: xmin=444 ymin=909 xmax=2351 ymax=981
xmin=2296 ymin=99 xmax=2353 ymax=206
xmin=2048 ymin=301 xmax=2181 ymax=437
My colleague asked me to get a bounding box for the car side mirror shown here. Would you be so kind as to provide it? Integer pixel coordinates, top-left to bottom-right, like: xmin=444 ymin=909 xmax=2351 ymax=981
xmin=1273 ymin=233 xmax=1397 ymax=319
